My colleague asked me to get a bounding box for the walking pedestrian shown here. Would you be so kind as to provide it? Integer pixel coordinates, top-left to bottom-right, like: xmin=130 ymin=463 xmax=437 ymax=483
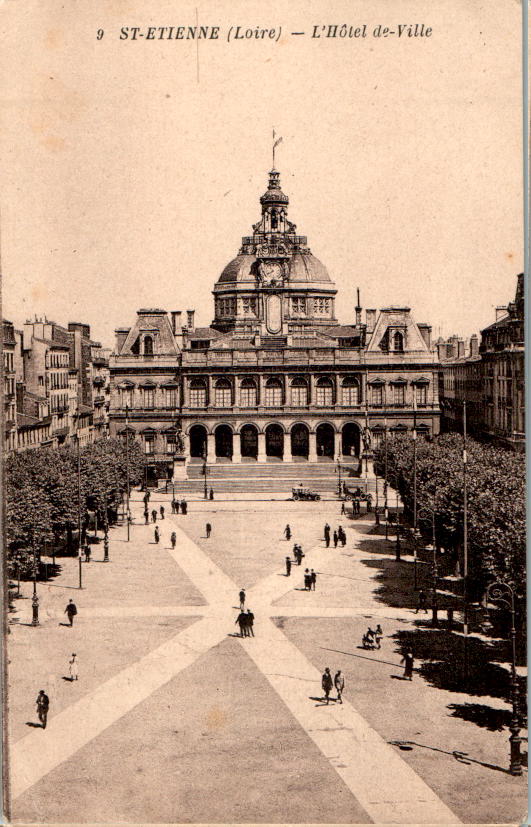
xmin=68 ymin=653 xmax=78 ymax=681
xmin=246 ymin=609 xmax=255 ymax=637
xmin=36 ymin=690 xmax=49 ymax=729
xmin=374 ymin=624 xmax=383 ymax=649
xmin=151 ymin=509 xmax=157 ymax=523
xmin=206 ymin=522 xmax=212 ymax=539
xmin=239 ymin=589 xmax=246 ymax=610
xmin=334 ymin=670 xmax=345 ymax=703
xmin=285 ymin=556 xmax=292 ymax=577
xmin=209 ymin=488 xmax=214 ymax=501
xmin=415 ymin=590 xmax=428 ymax=614
xmin=181 ymin=499 xmax=187 ymax=515
xmin=160 ymin=505 xmax=165 ymax=520
xmin=284 ymin=524 xmax=291 ymax=540
xmin=322 ymin=667 xmax=333 ymax=704
xmin=174 ymin=499 xmax=180 ymax=514
xmin=64 ymin=599 xmax=77 ymax=627
xmin=235 ymin=610 xmax=248 ymax=637
xmin=401 ymin=650 xmax=414 ymax=681
xmin=170 ymin=531 xmax=177 ymax=549
xmin=333 ymin=530 xmax=338 ymax=548
xmin=324 ymin=523 xmax=330 ymax=548
xmin=339 ymin=526 xmax=346 ymax=547
xmin=144 ymin=509 xmax=149 ymax=525
xmin=341 ymin=501 xmax=346 ymax=515
xmin=84 ymin=543 xmax=91 ymax=563
xmin=310 ymin=569 xmax=317 ymax=591
xmin=304 ymin=568 xmax=311 ymax=590
xmin=154 ymin=526 xmax=160 ymax=544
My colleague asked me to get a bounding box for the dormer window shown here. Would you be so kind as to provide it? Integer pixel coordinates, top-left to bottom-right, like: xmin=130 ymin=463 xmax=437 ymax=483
xmin=393 ymin=331 xmax=404 ymax=352
xmin=144 ymin=335 xmax=154 ymax=356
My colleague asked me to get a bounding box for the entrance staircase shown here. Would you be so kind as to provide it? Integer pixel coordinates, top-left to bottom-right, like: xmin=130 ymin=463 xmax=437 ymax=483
xmin=167 ymin=460 xmax=377 ymax=496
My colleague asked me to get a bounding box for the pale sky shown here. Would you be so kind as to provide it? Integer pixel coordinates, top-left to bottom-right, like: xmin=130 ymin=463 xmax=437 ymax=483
xmin=1 ymin=0 xmax=523 ymax=348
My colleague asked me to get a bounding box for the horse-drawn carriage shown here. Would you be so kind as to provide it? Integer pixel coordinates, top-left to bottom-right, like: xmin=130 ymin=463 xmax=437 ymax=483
xmin=292 ymin=486 xmax=321 ymax=501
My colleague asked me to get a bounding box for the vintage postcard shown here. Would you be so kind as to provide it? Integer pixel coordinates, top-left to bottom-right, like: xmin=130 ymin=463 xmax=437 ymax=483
xmin=1 ymin=0 xmax=527 ymax=825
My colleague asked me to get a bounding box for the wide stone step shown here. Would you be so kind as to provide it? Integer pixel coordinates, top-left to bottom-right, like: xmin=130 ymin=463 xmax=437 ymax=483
xmin=186 ymin=461 xmax=361 ymax=480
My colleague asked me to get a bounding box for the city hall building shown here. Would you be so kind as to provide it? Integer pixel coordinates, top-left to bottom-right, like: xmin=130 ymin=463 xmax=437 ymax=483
xmin=109 ymin=167 xmax=440 ymax=484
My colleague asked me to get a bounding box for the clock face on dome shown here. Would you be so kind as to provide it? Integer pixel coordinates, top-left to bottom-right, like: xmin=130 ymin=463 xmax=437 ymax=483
xmin=258 ymin=260 xmax=284 ymax=286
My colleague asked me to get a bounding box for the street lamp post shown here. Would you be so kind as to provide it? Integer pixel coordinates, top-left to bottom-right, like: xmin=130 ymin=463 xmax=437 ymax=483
xmin=412 ymin=398 xmax=418 ymax=589
xmin=336 ymin=452 xmax=343 ymax=498
xmin=203 ymin=447 xmax=208 ymax=500
xmin=387 ymin=473 xmax=401 ymax=561
xmin=485 ymin=581 xmax=522 ymax=776
xmin=383 ymin=418 xmax=389 ymax=540
xmin=418 ymin=506 xmax=438 ymax=626
xmin=125 ymin=405 xmax=131 ymax=542
xmin=31 ymin=536 xmax=40 ymax=626
xmin=103 ymin=489 xmax=110 ymax=563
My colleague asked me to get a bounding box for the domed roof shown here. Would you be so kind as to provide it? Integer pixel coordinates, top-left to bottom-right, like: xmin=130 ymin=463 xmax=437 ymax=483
xmin=289 ymin=252 xmax=332 ymax=283
xmin=260 ymin=188 xmax=289 ymax=205
xmin=217 ymin=254 xmax=256 ymax=284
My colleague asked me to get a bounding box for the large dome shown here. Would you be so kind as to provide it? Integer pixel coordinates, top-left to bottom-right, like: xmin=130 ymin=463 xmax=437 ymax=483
xmin=289 ymin=252 xmax=331 ymax=283
xmin=217 ymin=254 xmax=256 ymax=284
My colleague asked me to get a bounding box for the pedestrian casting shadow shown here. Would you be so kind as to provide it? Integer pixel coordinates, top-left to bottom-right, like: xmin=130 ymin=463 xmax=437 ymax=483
xmin=390 ymin=675 xmax=412 ymax=681
xmin=388 ymin=738 xmax=514 ymax=774
xmin=59 ymin=622 xmax=73 ymax=627
xmin=43 ymin=583 xmax=79 ymax=590
xmin=62 ymin=676 xmax=74 ymax=682
xmin=309 ymin=696 xmax=337 ymax=707
xmin=25 ymin=722 xmax=43 ymax=728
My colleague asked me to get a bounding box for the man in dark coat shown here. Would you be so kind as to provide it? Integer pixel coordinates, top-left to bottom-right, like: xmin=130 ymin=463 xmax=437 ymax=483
xmin=322 ymin=668 xmax=333 ymax=704
xmin=235 ymin=611 xmax=248 ymax=637
xmin=324 ymin=523 xmax=331 ymax=548
xmin=154 ymin=527 xmax=160 ymax=544
xmin=415 ymin=590 xmax=428 ymax=614
xmin=401 ymin=650 xmax=414 ymax=680
xmin=36 ymin=690 xmax=49 ymax=729
xmin=160 ymin=505 xmax=165 ymax=520
xmin=239 ymin=589 xmax=246 ymax=610
xmin=310 ymin=569 xmax=317 ymax=590
xmin=246 ymin=609 xmax=255 ymax=637
xmin=304 ymin=569 xmax=311 ymax=590
xmin=64 ymin=599 xmax=77 ymax=627
xmin=333 ymin=530 xmax=338 ymax=548
xmin=285 ymin=556 xmax=292 ymax=577
xmin=206 ymin=522 xmax=212 ymax=539
xmin=151 ymin=509 xmax=157 ymax=523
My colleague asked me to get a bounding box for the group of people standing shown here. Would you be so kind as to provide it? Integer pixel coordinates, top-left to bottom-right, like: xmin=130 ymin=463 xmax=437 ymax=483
xmin=323 ymin=523 xmax=346 ymax=548
xmin=234 ymin=589 xmax=255 ymax=637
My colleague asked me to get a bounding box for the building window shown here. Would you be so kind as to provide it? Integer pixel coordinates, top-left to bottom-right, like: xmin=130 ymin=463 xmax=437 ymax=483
xmin=292 ymin=297 xmax=306 ymax=315
xmin=120 ymin=387 xmax=134 ymax=408
xmin=372 ymin=429 xmax=384 ymax=448
xmin=342 ymin=377 xmax=360 ymax=406
xmin=166 ymin=433 xmax=176 ymax=454
xmin=393 ymin=331 xmax=404 ymax=352
xmin=218 ymin=298 xmax=236 ymax=317
xmin=393 ymin=384 xmax=405 ymax=405
xmin=165 ymin=388 xmax=177 ymax=408
xmin=240 ymin=378 xmax=257 ymax=407
xmin=316 ymin=378 xmax=333 ymax=407
xmin=291 ymin=378 xmax=308 ymax=406
xmin=144 ymin=336 xmax=154 ymax=356
xmin=313 ymin=297 xmax=331 ymax=316
xmin=142 ymin=387 xmax=155 ymax=408
xmin=190 ymin=379 xmax=207 ymax=408
xmin=214 ymin=378 xmax=232 ymax=407
xmin=242 ymin=297 xmax=257 ymax=315
xmin=265 ymin=378 xmax=283 ymax=407
xmin=415 ymin=384 xmax=428 ymax=406
xmin=144 ymin=434 xmax=155 ymax=454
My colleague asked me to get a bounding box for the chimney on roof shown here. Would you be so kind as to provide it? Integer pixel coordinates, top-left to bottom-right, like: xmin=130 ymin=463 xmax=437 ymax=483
xmin=470 ymin=334 xmax=479 ymax=358
xmin=355 ymin=288 xmax=362 ymax=326
xmin=171 ymin=311 xmax=182 ymax=335
xmin=186 ymin=310 xmax=195 ymax=329
xmin=496 ymin=305 xmax=508 ymax=321
xmin=457 ymin=339 xmax=465 ymax=358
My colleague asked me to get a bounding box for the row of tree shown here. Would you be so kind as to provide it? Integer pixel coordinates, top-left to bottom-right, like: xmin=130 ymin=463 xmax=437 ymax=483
xmin=5 ymin=439 xmax=145 ymax=577
xmin=374 ymin=434 xmax=526 ymax=604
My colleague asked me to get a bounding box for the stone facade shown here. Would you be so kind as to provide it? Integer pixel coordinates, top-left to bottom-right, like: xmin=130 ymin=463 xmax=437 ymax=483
xmin=109 ymin=167 xmax=440 ymax=483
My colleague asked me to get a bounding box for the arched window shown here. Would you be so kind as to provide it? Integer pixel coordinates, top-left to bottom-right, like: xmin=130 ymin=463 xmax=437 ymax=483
xmin=265 ymin=378 xmax=283 ymax=407
xmin=291 ymin=377 xmax=308 ymax=407
xmin=190 ymin=379 xmax=207 ymax=408
xmin=144 ymin=336 xmax=154 ymax=356
xmin=240 ymin=378 xmax=257 ymax=408
xmin=414 ymin=382 xmax=429 ymax=406
xmin=119 ymin=384 xmax=134 ymax=409
xmin=341 ymin=377 xmax=360 ymax=406
xmin=214 ymin=378 xmax=231 ymax=408
xmin=393 ymin=332 xmax=404 ymax=353
xmin=316 ymin=377 xmax=333 ymax=407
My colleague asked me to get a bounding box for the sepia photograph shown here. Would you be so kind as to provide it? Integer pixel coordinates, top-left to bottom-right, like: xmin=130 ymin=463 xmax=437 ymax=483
xmin=1 ymin=1 xmax=527 ymax=825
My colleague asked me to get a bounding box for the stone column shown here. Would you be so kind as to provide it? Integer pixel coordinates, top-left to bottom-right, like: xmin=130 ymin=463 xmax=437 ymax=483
xmin=232 ymin=431 xmax=241 ymax=463
xmin=207 ymin=432 xmax=216 ymax=460
xmin=257 ymin=432 xmax=267 ymax=462
xmin=308 ymin=431 xmax=318 ymax=462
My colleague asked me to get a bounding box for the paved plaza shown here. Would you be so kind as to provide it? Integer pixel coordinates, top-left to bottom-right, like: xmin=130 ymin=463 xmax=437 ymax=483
xmin=7 ymin=492 xmax=527 ymax=824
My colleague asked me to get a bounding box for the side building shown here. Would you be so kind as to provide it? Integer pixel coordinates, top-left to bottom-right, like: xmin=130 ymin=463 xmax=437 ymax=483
xmin=109 ymin=167 xmax=440 ymax=485
xmin=438 ymin=273 xmax=524 ymax=451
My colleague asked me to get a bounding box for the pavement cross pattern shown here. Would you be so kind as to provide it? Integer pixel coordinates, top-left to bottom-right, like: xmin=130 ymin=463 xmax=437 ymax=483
xmin=10 ymin=516 xmax=460 ymax=824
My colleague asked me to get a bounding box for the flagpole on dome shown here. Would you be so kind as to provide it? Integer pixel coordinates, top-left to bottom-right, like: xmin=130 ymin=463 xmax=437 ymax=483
xmin=272 ymin=129 xmax=282 ymax=170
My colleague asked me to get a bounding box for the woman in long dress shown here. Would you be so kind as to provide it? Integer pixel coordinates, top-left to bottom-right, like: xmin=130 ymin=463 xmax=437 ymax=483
xmin=69 ymin=653 xmax=79 ymax=681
